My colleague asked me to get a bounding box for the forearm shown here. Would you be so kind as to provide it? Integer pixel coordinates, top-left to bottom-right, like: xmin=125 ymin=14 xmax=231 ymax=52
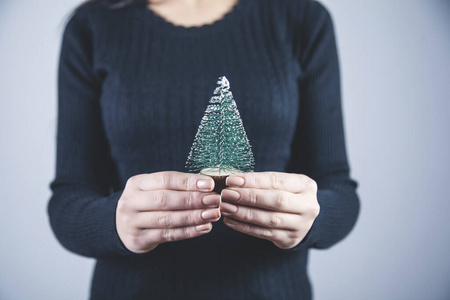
xmin=307 ymin=174 xmax=360 ymax=249
xmin=47 ymin=183 xmax=134 ymax=258
xmin=47 ymin=8 xmax=135 ymax=259
xmin=282 ymin=1 xmax=361 ymax=252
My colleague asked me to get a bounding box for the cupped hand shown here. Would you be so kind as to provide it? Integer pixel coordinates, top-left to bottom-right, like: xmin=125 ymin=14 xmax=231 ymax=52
xmin=116 ymin=171 xmax=221 ymax=254
xmin=219 ymin=172 xmax=319 ymax=250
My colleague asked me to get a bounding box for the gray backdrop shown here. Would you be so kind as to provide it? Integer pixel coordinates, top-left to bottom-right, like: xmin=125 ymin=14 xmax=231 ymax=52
xmin=1 ymin=0 xmax=449 ymax=299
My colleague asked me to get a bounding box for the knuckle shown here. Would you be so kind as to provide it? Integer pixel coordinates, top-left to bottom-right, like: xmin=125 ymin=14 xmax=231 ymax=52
xmin=156 ymin=191 xmax=169 ymax=210
xmin=268 ymin=214 xmax=282 ymax=227
xmin=126 ymin=175 xmax=140 ymax=189
xmin=272 ymin=231 xmax=282 ymax=242
xmin=161 ymin=228 xmax=175 ymax=242
xmin=243 ymin=208 xmax=253 ymax=222
xmin=312 ymin=203 xmax=320 ymax=217
xmin=129 ymin=225 xmax=141 ymax=236
xmin=117 ymin=198 xmax=127 ymax=213
xmin=182 ymin=177 xmax=191 ymax=191
xmin=183 ymin=226 xmax=191 ymax=238
xmin=298 ymin=174 xmax=309 ymax=189
xmin=306 ymin=178 xmax=318 ymax=192
xmin=184 ymin=212 xmax=194 ymax=225
xmin=275 ymin=193 xmax=288 ymax=210
xmin=121 ymin=190 xmax=134 ymax=204
xmin=123 ymin=213 xmax=134 ymax=226
xmin=272 ymin=232 xmax=295 ymax=249
xmin=270 ymin=172 xmax=282 ymax=189
xmin=261 ymin=229 xmax=273 ymax=238
xmin=275 ymin=239 xmax=295 ymax=249
xmin=287 ymin=229 xmax=300 ymax=240
xmin=186 ymin=192 xmax=195 ymax=209
xmin=157 ymin=212 xmax=171 ymax=227
xmin=129 ymin=235 xmax=143 ymax=250
xmin=299 ymin=175 xmax=316 ymax=191
xmin=248 ymin=190 xmax=257 ymax=206
xmin=119 ymin=214 xmax=131 ymax=229
xmin=161 ymin=171 xmax=173 ymax=189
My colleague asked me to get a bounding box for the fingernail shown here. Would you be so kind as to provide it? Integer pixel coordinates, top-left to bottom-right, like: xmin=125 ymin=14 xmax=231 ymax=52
xmin=226 ymin=176 xmax=245 ymax=187
xmin=220 ymin=202 xmax=238 ymax=215
xmin=197 ymin=179 xmax=213 ymax=191
xmin=202 ymin=194 xmax=221 ymax=207
xmin=221 ymin=189 xmax=240 ymax=202
xmin=196 ymin=223 xmax=211 ymax=232
xmin=202 ymin=208 xmax=221 ymax=220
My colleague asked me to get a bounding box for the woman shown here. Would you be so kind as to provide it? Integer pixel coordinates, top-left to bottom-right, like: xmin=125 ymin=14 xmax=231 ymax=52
xmin=47 ymin=0 xmax=360 ymax=299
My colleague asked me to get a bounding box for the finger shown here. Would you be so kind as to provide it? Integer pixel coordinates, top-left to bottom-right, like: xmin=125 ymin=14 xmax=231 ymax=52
xmin=128 ymin=171 xmax=215 ymax=192
xmin=141 ymin=223 xmax=213 ymax=245
xmin=133 ymin=208 xmax=221 ymax=229
xmin=222 ymin=217 xmax=291 ymax=245
xmin=130 ymin=190 xmax=221 ymax=211
xmin=220 ymin=202 xmax=302 ymax=231
xmin=221 ymin=188 xmax=302 ymax=213
xmin=226 ymin=172 xmax=317 ymax=194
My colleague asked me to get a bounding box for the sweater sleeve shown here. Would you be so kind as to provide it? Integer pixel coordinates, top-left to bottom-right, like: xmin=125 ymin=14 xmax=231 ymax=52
xmin=282 ymin=1 xmax=360 ymax=252
xmin=47 ymin=7 xmax=135 ymax=258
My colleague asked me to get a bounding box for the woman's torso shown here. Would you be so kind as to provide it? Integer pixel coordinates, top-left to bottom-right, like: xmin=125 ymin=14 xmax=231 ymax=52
xmin=83 ymin=0 xmax=312 ymax=298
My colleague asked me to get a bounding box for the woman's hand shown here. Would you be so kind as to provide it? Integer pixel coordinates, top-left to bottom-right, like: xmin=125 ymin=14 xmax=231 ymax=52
xmin=116 ymin=171 xmax=221 ymax=254
xmin=220 ymin=172 xmax=320 ymax=250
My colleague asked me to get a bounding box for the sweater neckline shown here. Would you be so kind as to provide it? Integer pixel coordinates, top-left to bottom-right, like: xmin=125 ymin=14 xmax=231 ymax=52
xmin=136 ymin=0 xmax=245 ymax=37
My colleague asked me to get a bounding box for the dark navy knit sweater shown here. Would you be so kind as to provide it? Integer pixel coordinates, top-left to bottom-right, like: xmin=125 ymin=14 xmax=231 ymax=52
xmin=47 ymin=0 xmax=360 ymax=299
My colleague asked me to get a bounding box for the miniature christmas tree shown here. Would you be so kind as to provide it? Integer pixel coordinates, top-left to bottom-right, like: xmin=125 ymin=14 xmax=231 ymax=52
xmin=186 ymin=76 xmax=255 ymax=191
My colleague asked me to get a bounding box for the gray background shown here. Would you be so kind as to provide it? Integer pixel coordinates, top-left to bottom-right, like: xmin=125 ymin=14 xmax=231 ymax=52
xmin=1 ymin=0 xmax=449 ymax=299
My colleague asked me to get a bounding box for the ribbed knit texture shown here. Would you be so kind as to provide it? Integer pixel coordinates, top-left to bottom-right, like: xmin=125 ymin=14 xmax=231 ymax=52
xmin=47 ymin=0 xmax=360 ymax=299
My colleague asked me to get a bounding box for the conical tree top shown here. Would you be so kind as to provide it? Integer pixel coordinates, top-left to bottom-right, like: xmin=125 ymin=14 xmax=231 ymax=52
xmin=185 ymin=75 xmax=255 ymax=174
xmin=214 ymin=76 xmax=230 ymax=94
